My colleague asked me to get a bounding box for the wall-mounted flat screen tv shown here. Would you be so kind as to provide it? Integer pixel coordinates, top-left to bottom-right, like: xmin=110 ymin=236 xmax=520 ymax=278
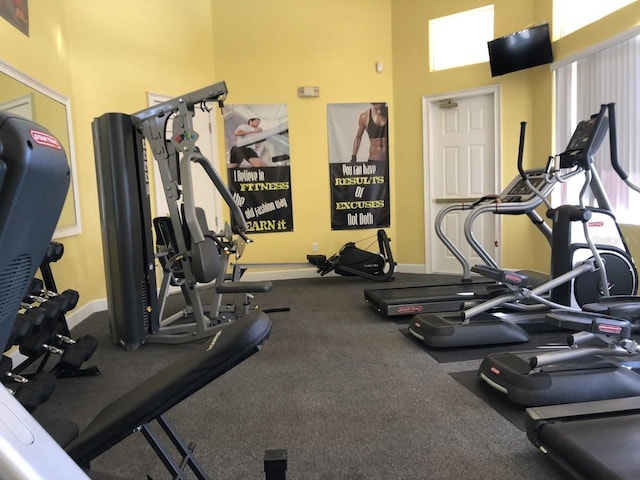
xmin=487 ymin=23 xmax=553 ymax=77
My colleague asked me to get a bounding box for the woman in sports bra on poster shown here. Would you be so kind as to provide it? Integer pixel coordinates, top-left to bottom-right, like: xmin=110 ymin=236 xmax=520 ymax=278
xmin=351 ymin=102 xmax=388 ymax=162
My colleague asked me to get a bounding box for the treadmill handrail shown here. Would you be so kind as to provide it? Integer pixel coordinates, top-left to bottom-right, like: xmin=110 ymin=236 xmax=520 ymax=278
xmin=530 ymin=344 xmax=637 ymax=369
xmin=434 ymin=202 xmax=477 ymax=280
xmin=463 ymin=177 xmax=556 ymax=268
xmin=434 ymin=167 xmax=554 ymax=278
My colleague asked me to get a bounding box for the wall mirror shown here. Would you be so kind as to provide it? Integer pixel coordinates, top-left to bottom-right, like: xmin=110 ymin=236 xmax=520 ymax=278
xmin=0 ymin=60 xmax=81 ymax=238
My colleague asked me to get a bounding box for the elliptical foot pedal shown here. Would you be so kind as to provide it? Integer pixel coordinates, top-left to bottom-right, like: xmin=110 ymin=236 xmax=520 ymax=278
xmin=409 ymin=312 xmax=530 ymax=348
xmin=471 ymin=264 xmax=530 ymax=288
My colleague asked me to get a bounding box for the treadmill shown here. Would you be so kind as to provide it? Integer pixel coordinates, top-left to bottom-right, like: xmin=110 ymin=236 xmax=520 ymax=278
xmin=526 ymin=396 xmax=640 ymax=479
xmin=364 ymin=122 xmax=553 ymax=318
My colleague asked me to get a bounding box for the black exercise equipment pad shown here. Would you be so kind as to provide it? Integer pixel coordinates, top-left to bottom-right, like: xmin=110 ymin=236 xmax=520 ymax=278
xmin=65 ymin=310 xmax=272 ymax=465
xmin=534 ymin=415 xmax=640 ymax=479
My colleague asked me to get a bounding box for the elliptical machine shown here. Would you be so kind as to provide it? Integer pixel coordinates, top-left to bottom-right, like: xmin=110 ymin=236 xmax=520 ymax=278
xmin=363 ymin=122 xmax=569 ymax=319
xmin=477 ymin=103 xmax=640 ymax=407
xmin=408 ymin=105 xmax=637 ymax=348
xmin=307 ymin=229 xmax=396 ymax=282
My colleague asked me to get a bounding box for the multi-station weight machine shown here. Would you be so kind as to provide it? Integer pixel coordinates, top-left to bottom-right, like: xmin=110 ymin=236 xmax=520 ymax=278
xmin=94 ymin=82 xmax=271 ymax=349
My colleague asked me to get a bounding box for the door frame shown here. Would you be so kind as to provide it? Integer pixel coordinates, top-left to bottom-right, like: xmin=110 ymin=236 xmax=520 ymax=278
xmin=422 ymin=84 xmax=502 ymax=274
xmin=0 ymin=94 xmax=33 ymax=118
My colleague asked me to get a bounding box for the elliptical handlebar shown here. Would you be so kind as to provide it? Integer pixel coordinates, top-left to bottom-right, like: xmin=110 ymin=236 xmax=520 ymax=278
xmin=517 ymin=121 xmax=527 ymax=182
xmin=584 ymin=104 xmax=610 ymax=172
xmin=607 ymin=103 xmax=640 ymax=195
xmin=462 ymin=121 xmax=554 ymax=269
xmin=607 ymin=103 xmax=628 ymax=180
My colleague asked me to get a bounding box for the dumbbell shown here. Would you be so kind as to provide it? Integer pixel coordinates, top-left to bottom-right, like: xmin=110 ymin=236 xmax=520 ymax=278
xmin=26 ymin=278 xmax=79 ymax=314
xmin=10 ymin=373 xmax=58 ymax=412
xmin=21 ymin=296 xmax=62 ymax=324
xmin=0 ymin=356 xmax=57 ymax=412
xmin=20 ymin=327 xmax=97 ymax=372
xmin=29 ymin=277 xmax=78 ymax=306
xmin=53 ymin=334 xmax=98 ymax=369
xmin=52 ymin=289 xmax=79 ymax=313
xmin=3 ymin=308 xmax=46 ymax=352
xmin=19 ymin=322 xmax=63 ymax=359
xmin=19 ymin=301 xmax=63 ymax=346
xmin=42 ymin=241 xmax=64 ymax=264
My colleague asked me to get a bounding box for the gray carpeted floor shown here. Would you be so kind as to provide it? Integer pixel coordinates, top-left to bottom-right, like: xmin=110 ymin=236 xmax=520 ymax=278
xmin=32 ymin=274 xmax=568 ymax=479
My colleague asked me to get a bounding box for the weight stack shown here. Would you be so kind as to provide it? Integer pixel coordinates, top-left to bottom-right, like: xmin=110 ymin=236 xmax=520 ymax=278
xmin=92 ymin=113 xmax=158 ymax=350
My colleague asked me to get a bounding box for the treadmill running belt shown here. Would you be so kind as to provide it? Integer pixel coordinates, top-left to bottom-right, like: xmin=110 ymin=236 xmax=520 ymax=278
xmin=365 ymin=280 xmax=499 ymax=317
xmin=538 ymin=415 xmax=640 ymax=480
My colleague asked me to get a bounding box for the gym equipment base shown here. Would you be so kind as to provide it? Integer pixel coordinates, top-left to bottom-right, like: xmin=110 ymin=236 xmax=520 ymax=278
xmin=407 ymin=310 xmax=560 ymax=348
xmin=526 ymin=396 xmax=640 ymax=480
xmin=479 ymin=350 xmax=640 ymax=406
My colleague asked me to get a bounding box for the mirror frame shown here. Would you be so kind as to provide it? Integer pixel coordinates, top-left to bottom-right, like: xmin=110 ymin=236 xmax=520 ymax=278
xmin=0 ymin=59 xmax=81 ymax=238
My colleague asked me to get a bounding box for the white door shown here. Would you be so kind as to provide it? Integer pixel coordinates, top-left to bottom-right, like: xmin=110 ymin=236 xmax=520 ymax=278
xmin=424 ymin=87 xmax=500 ymax=275
xmin=148 ymin=93 xmax=222 ymax=232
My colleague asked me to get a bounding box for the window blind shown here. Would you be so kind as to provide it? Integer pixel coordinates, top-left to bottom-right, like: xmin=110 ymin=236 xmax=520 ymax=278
xmin=554 ymin=33 xmax=640 ymax=224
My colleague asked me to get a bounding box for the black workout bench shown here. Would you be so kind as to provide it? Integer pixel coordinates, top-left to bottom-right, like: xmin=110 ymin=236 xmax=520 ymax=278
xmin=43 ymin=310 xmax=276 ymax=479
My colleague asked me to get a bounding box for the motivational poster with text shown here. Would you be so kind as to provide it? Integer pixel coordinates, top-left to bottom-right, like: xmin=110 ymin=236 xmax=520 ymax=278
xmin=327 ymin=103 xmax=390 ymax=230
xmin=223 ymin=103 xmax=293 ymax=233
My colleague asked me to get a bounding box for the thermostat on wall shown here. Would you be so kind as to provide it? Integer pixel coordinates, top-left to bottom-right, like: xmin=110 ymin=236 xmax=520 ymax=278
xmin=297 ymin=86 xmax=320 ymax=97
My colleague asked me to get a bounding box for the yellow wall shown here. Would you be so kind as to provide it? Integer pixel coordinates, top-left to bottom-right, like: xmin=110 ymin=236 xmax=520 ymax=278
xmin=0 ymin=0 xmax=217 ymax=307
xmin=391 ymin=0 xmax=555 ymax=273
xmin=211 ymin=0 xmax=395 ymax=264
xmin=0 ymin=3 xmax=72 ymax=94
xmin=0 ymin=0 xmax=639 ymax=310
xmin=63 ymin=0 xmax=218 ymax=303
xmin=391 ymin=0 xmax=640 ymax=274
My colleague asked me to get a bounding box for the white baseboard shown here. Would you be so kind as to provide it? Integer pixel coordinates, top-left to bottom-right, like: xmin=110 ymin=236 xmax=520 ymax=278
xmin=241 ymin=263 xmax=427 ymax=281
xmin=395 ymin=263 xmax=427 ymax=274
xmin=65 ymin=298 xmax=108 ymax=330
xmin=23 ymin=262 xmax=428 ymax=334
xmin=5 ymin=263 xmax=427 ymax=365
xmin=240 ymin=266 xmax=323 ymax=281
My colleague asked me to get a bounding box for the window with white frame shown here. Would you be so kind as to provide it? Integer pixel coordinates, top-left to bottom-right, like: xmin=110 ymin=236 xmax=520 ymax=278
xmin=553 ymin=0 xmax=635 ymax=39
xmin=429 ymin=5 xmax=494 ymax=72
xmin=554 ymin=29 xmax=640 ymax=225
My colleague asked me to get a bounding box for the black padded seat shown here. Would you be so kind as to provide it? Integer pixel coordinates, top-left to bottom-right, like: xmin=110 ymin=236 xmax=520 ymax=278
xmin=216 ymin=281 xmax=273 ymax=294
xmin=65 ymin=310 xmax=272 ymax=467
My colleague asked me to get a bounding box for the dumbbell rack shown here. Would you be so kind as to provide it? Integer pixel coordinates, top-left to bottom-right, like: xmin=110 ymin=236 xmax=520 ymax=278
xmin=1 ymin=242 xmax=99 ymax=413
xmin=17 ymin=242 xmax=99 ymax=379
